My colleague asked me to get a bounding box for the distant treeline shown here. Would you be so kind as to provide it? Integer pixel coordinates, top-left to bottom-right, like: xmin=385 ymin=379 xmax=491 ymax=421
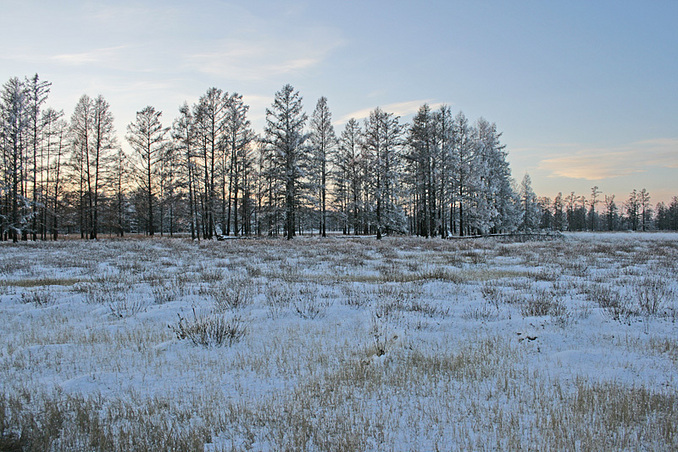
xmin=537 ymin=188 xmax=678 ymax=233
xmin=1 ymin=74 xmax=676 ymax=242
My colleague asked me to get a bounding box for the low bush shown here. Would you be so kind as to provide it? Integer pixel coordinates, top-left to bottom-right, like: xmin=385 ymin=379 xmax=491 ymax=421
xmin=171 ymin=309 xmax=247 ymax=347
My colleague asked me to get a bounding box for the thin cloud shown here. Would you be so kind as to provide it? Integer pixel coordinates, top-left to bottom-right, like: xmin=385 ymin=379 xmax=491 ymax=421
xmin=47 ymin=46 xmax=129 ymax=65
xmin=185 ymin=31 xmax=345 ymax=81
xmin=538 ymin=138 xmax=678 ymax=180
xmin=337 ymin=100 xmax=445 ymax=124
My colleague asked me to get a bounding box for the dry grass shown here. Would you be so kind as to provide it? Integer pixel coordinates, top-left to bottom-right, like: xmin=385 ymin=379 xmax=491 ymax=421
xmin=1 ymin=234 xmax=677 ymax=450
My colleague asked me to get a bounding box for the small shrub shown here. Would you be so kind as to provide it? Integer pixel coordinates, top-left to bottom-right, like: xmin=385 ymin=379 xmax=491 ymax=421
xmin=83 ymin=282 xmax=129 ymax=306
xmin=408 ymin=299 xmax=450 ymax=318
xmin=198 ymin=265 xmax=223 ymax=283
xmin=171 ymin=309 xmax=247 ymax=347
xmin=521 ymin=289 xmax=565 ymax=317
xmin=341 ymin=285 xmax=369 ymax=308
xmin=636 ymin=277 xmax=671 ymax=316
xmin=293 ymin=298 xmax=328 ymax=319
xmin=20 ymin=289 xmax=55 ymax=306
xmin=584 ymin=284 xmax=634 ymax=321
xmin=152 ymin=283 xmax=178 ymax=304
xmin=109 ymin=297 xmax=147 ymax=318
xmin=208 ymin=277 xmax=253 ymax=311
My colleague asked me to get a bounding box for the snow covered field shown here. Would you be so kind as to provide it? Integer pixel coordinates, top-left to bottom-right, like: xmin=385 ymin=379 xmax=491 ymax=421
xmin=1 ymin=233 xmax=677 ymax=451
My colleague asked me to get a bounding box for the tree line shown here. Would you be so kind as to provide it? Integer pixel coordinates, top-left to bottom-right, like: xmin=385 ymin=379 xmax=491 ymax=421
xmin=2 ymin=74 xmax=677 ymax=242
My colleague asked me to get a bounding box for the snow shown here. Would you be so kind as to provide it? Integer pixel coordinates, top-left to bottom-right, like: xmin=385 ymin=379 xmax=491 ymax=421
xmin=1 ymin=233 xmax=677 ymax=450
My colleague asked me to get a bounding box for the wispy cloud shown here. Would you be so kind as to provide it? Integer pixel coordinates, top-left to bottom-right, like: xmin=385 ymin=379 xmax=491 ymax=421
xmin=49 ymin=46 xmax=131 ymax=65
xmin=337 ymin=100 xmax=445 ymax=124
xmin=538 ymin=138 xmax=678 ymax=180
xmin=185 ymin=30 xmax=345 ymax=81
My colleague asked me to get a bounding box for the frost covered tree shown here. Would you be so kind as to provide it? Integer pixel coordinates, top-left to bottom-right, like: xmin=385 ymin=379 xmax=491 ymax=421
xmin=89 ymin=95 xmax=117 ymax=239
xmin=108 ymin=147 xmax=129 ymax=237
xmin=588 ymin=186 xmax=601 ymax=231
xmin=334 ymin=118 xmax=363 ymax=234
xmin=625 ymin=189 xmax=640 ymax=231
xmin=406 ymin=104 xmax=436 ymax=237
xmin=172 ymin=103 xmax=200 ymax=239
xmin=603 ymin=194 xmax=618 ymax=231
xmin=450 ymin=111 xmax=477 ymax=236
xmin=25 ymin=74 xmax=51 ymax=240
xmin=223 ymin=93 xmax=254 ymax=236
xmin=126 ymin=106 xmax=168 ymax=236
xmin=263 ymin=84 xmax=308 ymax=240
xmin=433 ymin=106 xmax=454 ymax=236
xmin=69 ymin=94 xmax=120 ymax=239
xmin=519 ymin=173 xmax=540 ymax=232
xmin=474 ymin=117 xmax=515 ymax=235
xmin=69 ymin=95 xmax=95 ymax=238
xmin=638 ymin=188 xmax=651 ymax=232
xmin=308 ymin=96 xmax=335 ymax=237
xmin=40 ymin=108 xmax=67 ymax=240
xmin=0 ymin=77 xmax=29 ymax=242
xmin=193 ymin=88 xmax=228 ymax=239
xmin=363 ymin=107 xmax=405 ymax=239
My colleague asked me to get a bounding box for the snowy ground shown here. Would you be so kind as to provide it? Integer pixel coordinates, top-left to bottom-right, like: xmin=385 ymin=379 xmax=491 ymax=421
xmin=1 ymin=233 xmax=677 ymax=451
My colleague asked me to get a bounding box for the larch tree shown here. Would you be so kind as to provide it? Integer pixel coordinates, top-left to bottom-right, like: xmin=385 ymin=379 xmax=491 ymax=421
xmin=519 ymin=173 xmax=540 ymax=232
xmin=172 ymin=103 xmax=198 ymax=239
xmin=363 ymin=107 xmax=404 ymax=239
xmin=638 ymin=188 xmax=651 ymax=232
xmin=603 ymin=194 xmax=618 ymax=231
xmin=223 ymin=93 xmax=254 ymax=236
xmin=25 ymin=74 xmax=51 ymax=240
xmin=69 ymin=94 xmax=93 ymax=238
xmin=70 ymin=94 xmax=117 ymax=239
xmin=308 ymin=96 xmax=336 ymax=237
xmin=451 ymin=111 xmax=475 ymax=236
xmin=264 ymin=84 xmax=308 ymax=240
xmin=335 ymin=118 xmax=363 ymax=234
xmin=126 ymin=106 xmax=168 ymax=236
xmin=406 ymin=104 xmax=436 ymax=237
xmin=626 ymin=189 xmax=640 ymax=231
xmin=108 ymin=147 xmax=129 ymax=237
xmin=433 ymin=105 xmax=454 ymax=237
xmin=89 ymin=95 xmax=117 ymax=239
xmin=0 ymin=77 xmax=29 ymax=242
xmin=588 ymin=186 xmax=601 ymax=231
xmin=193 ymin=88 xmax=228 ymax=239
xmin=40 ymin=108 xmax=66 ymax=240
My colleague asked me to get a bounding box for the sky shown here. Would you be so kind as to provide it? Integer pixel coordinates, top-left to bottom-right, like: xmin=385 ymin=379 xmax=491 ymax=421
xmin=1 ymin=0 xmax=676 ymax=204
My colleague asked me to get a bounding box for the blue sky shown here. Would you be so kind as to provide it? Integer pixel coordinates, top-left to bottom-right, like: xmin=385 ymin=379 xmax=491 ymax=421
xmin=2 ymin=0 xmax=676 ymax=203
